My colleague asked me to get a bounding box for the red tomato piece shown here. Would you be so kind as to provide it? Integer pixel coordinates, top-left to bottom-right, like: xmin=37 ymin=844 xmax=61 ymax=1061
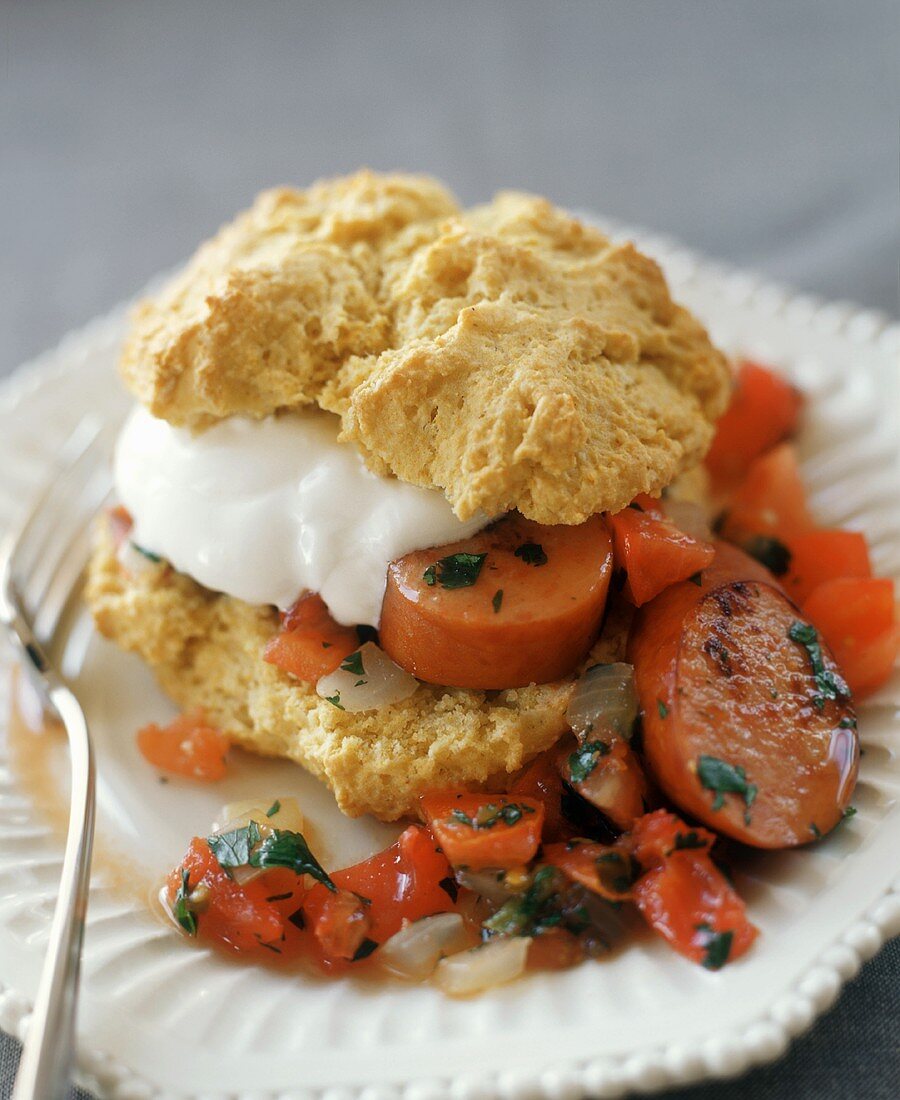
xmin=719 ymin=443 xmax=814 ymax=543
xmin=606 ymin=507 xmax=716 ymax=607
xmin=303 ymin=824 xmax=455 ymax=948
xmin=137 ymin=710 xmax=230 ymax=781
xmin=419 ymin=792 xmax=545 ymax=870
xmin=263 ymin=592 xmax=359 ymax=683
xmin=311 ymin=888 xmax=372 ymax=961
xmin=630 ymin=811 xmax=757 ymax=969
xmin=803 ymin=577 xmax=899 ymax=699
xmin=167 ymin=838 xmax=285 ymax=954
xmin=784 ymin=529 xmax=872 ymax=604
xmin=706 ymin=360 xmax=803 ymax=489
xmin=557 ymin=738 xmax=648 ymax=831
xmin=543 ymin=839 xmax=637 ymax=902
xmin=510 ymin=753 xmax=566 ymax=841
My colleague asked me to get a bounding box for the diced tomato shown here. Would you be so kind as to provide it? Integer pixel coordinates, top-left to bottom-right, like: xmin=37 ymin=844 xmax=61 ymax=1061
xmin=310 ymin=888 xmax=372 ymax=961
xmin=706 ymin=360 xmax=803 ymax=489
xmin=303 ymin=824 xmax=454 ymax=949
xmin=630 ymin=809 xmax=715 ymax=864
xmin=784 ymin=529 xmax=872 ymax=605
xmin=719 ymin=443 xmax=814 ymax=543
xmin=167 ymin=838 xmax=285 ymax=954
xmin=630 ymin=811 xmax=757 ymax=969
xmin=137 ymin=710 xmax=230 ymax=781
xmin=557 ymin=738 xmax=648 ymax=831
xmin=606 ymin=507 xmax=716 ymax=607
xmin=263 ymin=593 xmax=359 ymax=683
xmin=510 ymin=753 xmax=566 ymax=840
xmin=803 ymin=577 xmax=899 ymax=699
xmin=419 ymin=792 xmax=544 ymax=870
xmin=107 ymin=504 xmax=134 ymax=546
xmin=543 ymin=839 xmax=637 ymax=902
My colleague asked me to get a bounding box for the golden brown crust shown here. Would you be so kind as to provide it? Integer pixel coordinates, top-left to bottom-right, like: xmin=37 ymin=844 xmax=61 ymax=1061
xmin=120 ymin=171 xmax=728 ymax=524
xmin=86 ymin=517 xmax=574 ymax=820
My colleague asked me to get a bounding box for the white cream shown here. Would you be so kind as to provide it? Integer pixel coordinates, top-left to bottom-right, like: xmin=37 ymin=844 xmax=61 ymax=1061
xmin=114 ymin=406 xmax=487 ymax=626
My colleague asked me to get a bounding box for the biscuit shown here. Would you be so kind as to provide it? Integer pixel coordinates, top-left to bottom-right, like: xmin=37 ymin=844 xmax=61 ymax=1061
xmin=120 ymin=171 xmax=729 ymax=524
xmin=86 ymin=517 xmax=577 ymax=820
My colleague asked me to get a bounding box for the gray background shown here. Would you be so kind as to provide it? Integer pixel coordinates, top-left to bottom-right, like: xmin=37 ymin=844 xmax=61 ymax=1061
xmin=1 ymin=1 xmax=898 ymax=1097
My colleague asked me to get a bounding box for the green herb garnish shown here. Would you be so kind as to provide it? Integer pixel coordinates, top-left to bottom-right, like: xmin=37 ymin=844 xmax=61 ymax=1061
xmin=340 ymin=650 xmax=365 ymax=677
xmin=172 ymin=867 xmax=198 ymax=936
xmin=450 ymin=802 xmax=536 ymax=830
xmin=697 ymin=754 xmax=757 ymax=819
xmin=131 ymin=541 xmax=162 ymax=563
xmin=324 ymin=692 xmax=344 ymax=710
xmin=788 ymin=621 xmax=851 ymax=710
xmin=266 ymin=800 xmax=281 ymax=818
xmin=742 ymin=535 xmax=792 ymax=576
xmin=567 ymin=740 xmax=610 ymax=784
xmin=249 ymin=829 xmax=336 ymax=891
xmin=809 ymin=822 xmax=823 ymax=840
xmin=423 ymin=552 xmax=487 ymax=589
xmin=492 ymin=589 xmax=503 ymax=613
xmin=657 ymin=699 xmax=669 ymax=719
xmin=206 ymin=820 xmax=261 ymax=868
xmin=595 ymin=851 xmax=639 ymax=895
xmin=669 ymin=830 xmax=708 ymax=853
xmin=839 ymin=716 xmax=857 ymax=730
xmin=695 ymin=922 xmax=733 ymax=970
xmin=514 ymin=542 xmax=548 ymax=567
xmin=843 ymin=806 xmax=857 ymax=820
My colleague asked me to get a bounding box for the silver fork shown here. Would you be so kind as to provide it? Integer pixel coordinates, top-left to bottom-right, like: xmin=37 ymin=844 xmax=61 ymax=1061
xmin=0 ymin=419 xmax=115 ymax=1100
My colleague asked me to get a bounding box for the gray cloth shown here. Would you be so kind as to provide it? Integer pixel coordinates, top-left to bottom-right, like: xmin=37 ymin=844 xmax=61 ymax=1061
xmin=0 ymin=1 xmax=897 ymax=1097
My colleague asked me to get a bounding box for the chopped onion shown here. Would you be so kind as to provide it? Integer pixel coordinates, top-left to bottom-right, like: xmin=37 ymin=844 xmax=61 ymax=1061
xmin=433 ymin=936 xmax=531 ymax=995
xmin=215 ymin=796 xmax=305 ymax=836
xmin=455 ymin=869 xmax=518 ymax=906
xmin=662 ymin=499 xmax=712 ymax=542
xmin=316 ymin=641 xmax=418 ymax=713
xmin=378 ymin=914 xmax=470 ymax=981
xmin=116 ymin=539 xmax=162 ymax=577
xmin=567 ymin=662 xmax=637 ymax=740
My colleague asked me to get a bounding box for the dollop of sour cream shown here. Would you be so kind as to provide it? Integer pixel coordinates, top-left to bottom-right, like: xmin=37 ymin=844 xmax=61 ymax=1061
xmin=114 ymin=406 xmax=488 ymax=626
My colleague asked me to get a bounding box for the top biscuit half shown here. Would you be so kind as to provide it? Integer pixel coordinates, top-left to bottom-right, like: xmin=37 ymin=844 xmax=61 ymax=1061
xmin=119 ymin=170 xmax=730 ymax=525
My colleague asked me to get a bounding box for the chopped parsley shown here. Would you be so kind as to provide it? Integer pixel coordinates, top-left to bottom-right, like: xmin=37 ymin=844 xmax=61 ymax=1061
xmin=657 ymin=699 xmax=669 ymax=719
xmin=483 ymin=867 xmax=566 ymax=937
xmin=206 ymin=820 xmax=261 ymax=868
xmin=742 ymin=535 xmax=792 ymax=576
xmin=697 ymin=754 xmax=757 ymax=821
xmin=669 ymin=830 xmax=708 ymax=853
xmin=839 ymin=716 xmax=857 ymax=730
xmin=492 ymin=589 xmax=504 ymax=613
xmin=266 ymin=800 xmax=281 ymax=818
xmin=172 ymin=868 xmax=198 ymax=936
xmin=694 ymin=922 xmax=733 ymax=970
xmin=567 ymin=740 xmax=610 ymax=784
xmin=130 ymin=541 xmax=162 ymax=563
xmin=843 ymin=806 xmax=857 ymax=820
xmin=450 ymin=801 xmax=536 ymax=830
xmin=788 ymin=621 xmax=851 ymax=710
xmin=324 ymin=692 xmax=344 ymax=710
xmin=340 ymin=651 xmax=365 ymax=677
xmin=249 ymin=829 xmax=336 ymax=891
xmin=423 ymin=552 xmax=487 ymax=589
xmin=595 ymin=851 xmax=639 ymax=895
xmin=809 ymin=822 xmax=823 ymax=840
xmin=514 ymin=542 xmax=548 ymax=567
xmin=352 ymin=937 xmax=379 ymax=961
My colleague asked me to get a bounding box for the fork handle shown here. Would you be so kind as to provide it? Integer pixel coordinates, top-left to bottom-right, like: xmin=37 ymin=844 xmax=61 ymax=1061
xmin=12 ymin=680 xmax=95 ymax=1100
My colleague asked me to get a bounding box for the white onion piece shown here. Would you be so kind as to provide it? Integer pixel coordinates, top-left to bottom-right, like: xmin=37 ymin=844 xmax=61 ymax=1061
xmin=316 ymin=641 xmax=418 ymax=713
xmin=433 ymin=936 xmax=531 ymax=995
xmin=567 ymin=662 xmax=637 ymax=740
xmin=662 ymin=499 xmax=712 ymax=542
xmin=455 ymin=869 xmax=517 ymax=906
xmin=215 ymin=796 xmax=305 ymax=836
xmin=378 ymin=914 xmax=470 ymax=981
xmin=116 ymin=539 xmax=161 ymax=577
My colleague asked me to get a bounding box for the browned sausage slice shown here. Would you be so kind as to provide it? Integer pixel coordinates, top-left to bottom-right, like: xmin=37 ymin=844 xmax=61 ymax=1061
xmin=628 ymin=542 xmax=858 ymax=848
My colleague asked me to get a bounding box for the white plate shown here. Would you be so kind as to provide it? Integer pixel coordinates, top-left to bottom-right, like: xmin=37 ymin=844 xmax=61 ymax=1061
xmin=0 ymin=228 xmax=899 ymax=1100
